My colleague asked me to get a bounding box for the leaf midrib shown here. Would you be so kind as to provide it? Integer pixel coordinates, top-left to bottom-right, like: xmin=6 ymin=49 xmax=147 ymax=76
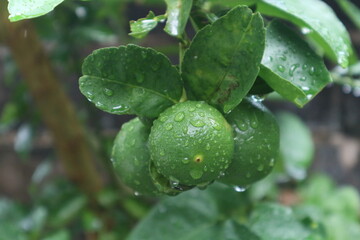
xmin=206 ymin=12 xmax=256 ymax=103
xmin=82 ymin=75 xmax=179 ymax=104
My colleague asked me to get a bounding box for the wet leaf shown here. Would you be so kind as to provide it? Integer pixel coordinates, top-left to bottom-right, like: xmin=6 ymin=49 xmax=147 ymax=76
xmin=127 ymin=186 xmax=259 ymax=240
xmin=8 ymin=0 xmax=64 ymax=22
xmin=182 ymin=6 xmax=265 ymax=113
xmin=129 ymin=11 xmax=166 ymax=39
xmin=164 ymin=0 xmax=193 ymax=37
xmin=260 ymin=21 xmax=332 ymax=107
xmin=79 ymin=44 xmax=183 ymax=118
xmin=249 ymin=203 xmax=313 ymax=240
xmin=258 ymin=0 xmax=353 ymax=67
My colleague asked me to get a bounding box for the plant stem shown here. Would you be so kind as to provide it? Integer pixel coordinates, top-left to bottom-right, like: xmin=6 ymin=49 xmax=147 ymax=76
xmin=0 ymin=9 xmax=103 ymax=200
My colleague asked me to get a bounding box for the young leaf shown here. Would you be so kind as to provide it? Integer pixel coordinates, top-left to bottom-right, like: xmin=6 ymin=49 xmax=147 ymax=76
xmin=257 ymin=0 xmax=353 ymax=68
xmin=129 ymin=11 xmax=166 ymax=39
xmin=260 ymin=21 xmax=332 ymax=107
xmin=164 ymin=0 xmax=193 ymax=37
xmin=182 ymin=6 xmax=265 ymax=113
xmin=79 ymin=45 xmax=183 ymax=118
xmin=8 ymin=0 xmax=64 ymax=22
xmin=127 ymin=186 xmax=259 ymax=240
xmin=249 ymin=203 xmax=314 ymax=240
xmin=276 ymin=112 xmax=314 ymax=181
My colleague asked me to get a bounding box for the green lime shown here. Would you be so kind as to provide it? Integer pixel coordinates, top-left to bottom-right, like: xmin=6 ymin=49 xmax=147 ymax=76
xmin=149 ymin=101 xmax=234 ymax=186
xmin=111 ymin=118 xmax=161 ymax=196
xmin=218 ymin=97 xmax=280 ymax=186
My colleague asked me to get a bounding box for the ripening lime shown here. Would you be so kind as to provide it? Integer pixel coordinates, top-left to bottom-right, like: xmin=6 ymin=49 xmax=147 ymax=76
xmin=149 ymin=101 xmax=234 ymax=186
xmin=111 ymin=118 xmax=161 ymax=196
xmin=218 ymin=98 xmax=280 ymax=186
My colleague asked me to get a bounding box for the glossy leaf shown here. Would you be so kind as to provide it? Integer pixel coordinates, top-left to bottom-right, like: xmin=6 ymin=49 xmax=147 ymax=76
xmin=164 ymin=0 xmax=193 ymax=37
xmin=258 ymin=0 xmax=352 ymax=67
xmin=276 ymin=112 xmax=314 ymax=180
xmin=182 ymin=6 xmax=265 ymax=113
xmin=260 ymin=21 xmax=332 ymax=107
xmin=129 ymin=11 xmax=166 ymax=39
xmin=127 ymin=184 xmax=259 ymax=240
xmin=249 ymin=203 xmax=313 ymax=240
xmin=8 ymin=0 xmax=64 ymax=22
xmin=79 ymin=45 xmax=183 ymax=118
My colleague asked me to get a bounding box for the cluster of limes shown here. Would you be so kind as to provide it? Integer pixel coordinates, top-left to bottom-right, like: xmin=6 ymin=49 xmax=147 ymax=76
xmin=112 ymin=99 xmax=279 ymax=196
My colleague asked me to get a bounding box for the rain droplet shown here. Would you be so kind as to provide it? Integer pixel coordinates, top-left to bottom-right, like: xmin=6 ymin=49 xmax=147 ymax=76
xmin=134 ymin=191 xmax=141 ymax=196
xmin=289 ymin=64 xmax=299 ymax=77
xmin=190 ymin=169 xmax=203 ymax=180
xmin=182 ymin=157 xmax=189 ymax=164
xmin=174 ymin=112 xmax=185 ymax=122
xmin=160 ymin=150 xmax=165 ymax=156
xmin=277 ymin=65 xmax=285 ymax=72
xmin=257 ymin=164 xmax=264 ymax=171
xmin=300 ymin=76 xmax=307 ymax=81
xmin=182 ymin=125 xmax=188 ymax=134
xmin=269 ymin=158 xmax=275 ymax=167
xmin=309 ymin=66 xmax=315 ymax=76
xmin=165 ymin=123 xmax=173 ymax=130
xmin=206 ymin=143 xmax=211 ymax=150
xmin=279 ymin=55 xmax=287 ymax=61
xmin=159 ymin=115 xmax=168 ymax=122
xmin=234 ymin=186 xmax=247 ymax=192
xmin=190 ymin=120 xmax=205 ymax=127
xmin=246 ymin=172 xmax=251 ymax=178
xmin=189 ymin=106 xmax=196 ymax=112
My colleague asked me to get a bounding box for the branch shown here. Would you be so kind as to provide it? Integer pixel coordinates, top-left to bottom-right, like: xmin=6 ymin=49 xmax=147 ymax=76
xmin=0 ymin=9 xmax=104 ymax=199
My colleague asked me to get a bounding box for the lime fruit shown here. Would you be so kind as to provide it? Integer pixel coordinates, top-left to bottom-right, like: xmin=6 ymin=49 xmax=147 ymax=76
xmin=218 ymin=98 xmax=280 ymax=186
xmin=149 ymin=101 xmax=234 ymax=186
xmin=112 ymin=118 xmax=161 ymax=196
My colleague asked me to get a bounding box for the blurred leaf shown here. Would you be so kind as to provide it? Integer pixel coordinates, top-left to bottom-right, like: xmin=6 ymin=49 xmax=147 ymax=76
xmin=182 ymin=6 xmax=265 ymax=113
xmin=14 ymin=123 xmax=35 ymax=158
xmin=276 ymin=112 xmax=314 ymax=180
xmin=31 ymin=160 xmax=53 ymax=184
xmin=43 ymin=229 xmax=71 ymax=240
xmin=299 ymin=174 xmax=335 ymax=206
xmin=164 ymin=0 xmax=193 ymax=37
xmin=323 ymin=215 xmax=360 ymax=240
xmin=258 ymin=0 xmax=353 ymax=68
xmin=336 ymin=0 xmax=360 ymax=30
xmin=249 ymin=203 xmax=314 ymax=240
xmin=8 ymin=0 xmax=64 ymax=22
xmin=0 ymin=199 xmax=26 ymax=240
xmin=82 ymin=211 xmax=103 ymax=232
xmin=50 ymin=195 xmax=87 ymax=228
xmin=0 ymin=102 xmax=19 ymax=131
xmin=127 ymin=184 xmax=257 ymax=240
xmin=129 ymin=11 xmax=166 ymax=39
xmin=79 ymin=44 xmax=183 ymax=118
xmin=260 ymin=21 xmax=332 ymax=107
xmin=20 ymin=206 xmax=48 ymax=238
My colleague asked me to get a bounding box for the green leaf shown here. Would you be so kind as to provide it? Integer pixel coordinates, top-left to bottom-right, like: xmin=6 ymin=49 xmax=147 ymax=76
xmin=260 ymin=21 xmax=332 ymax=107
xmin=258 ymin=0 xmax=353 ymax=68
xmin=180 ymin=220 xmax=260 ymax=240
xmin=129 ymin=11 xmax=166 ymax=39
xmin=336 ymin=0 xmax=360 ymax=30
xmin=182 ymin=6 xmax=265 ymax=113
xmin=249 ymin=203 xmax=313 ymax=240
xmin=127 ymin=185 xmax=259 ymax=240
xmin=164 ymin=0 xmax=193 ymax=37
xmin=8 ymin=0 xmax=64 ymax=22
xmin=276 ymin=112 xmax=314 ymax=180
xmin=79 ymin=45 xmax=183 ymax=118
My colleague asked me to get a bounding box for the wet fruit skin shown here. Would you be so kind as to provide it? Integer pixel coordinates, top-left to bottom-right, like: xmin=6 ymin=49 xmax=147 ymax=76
xmin=218 ymin=98 xmax=280 ymax=186
xmin=149 ymin=101 xmax=234 ymax=186
xmin=111 ymin=118 xmax=161 ymax=196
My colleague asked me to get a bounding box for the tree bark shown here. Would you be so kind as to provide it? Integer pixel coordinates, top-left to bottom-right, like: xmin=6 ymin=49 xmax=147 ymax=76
xmin=0 ymin=10 xmax=103 ymax=198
